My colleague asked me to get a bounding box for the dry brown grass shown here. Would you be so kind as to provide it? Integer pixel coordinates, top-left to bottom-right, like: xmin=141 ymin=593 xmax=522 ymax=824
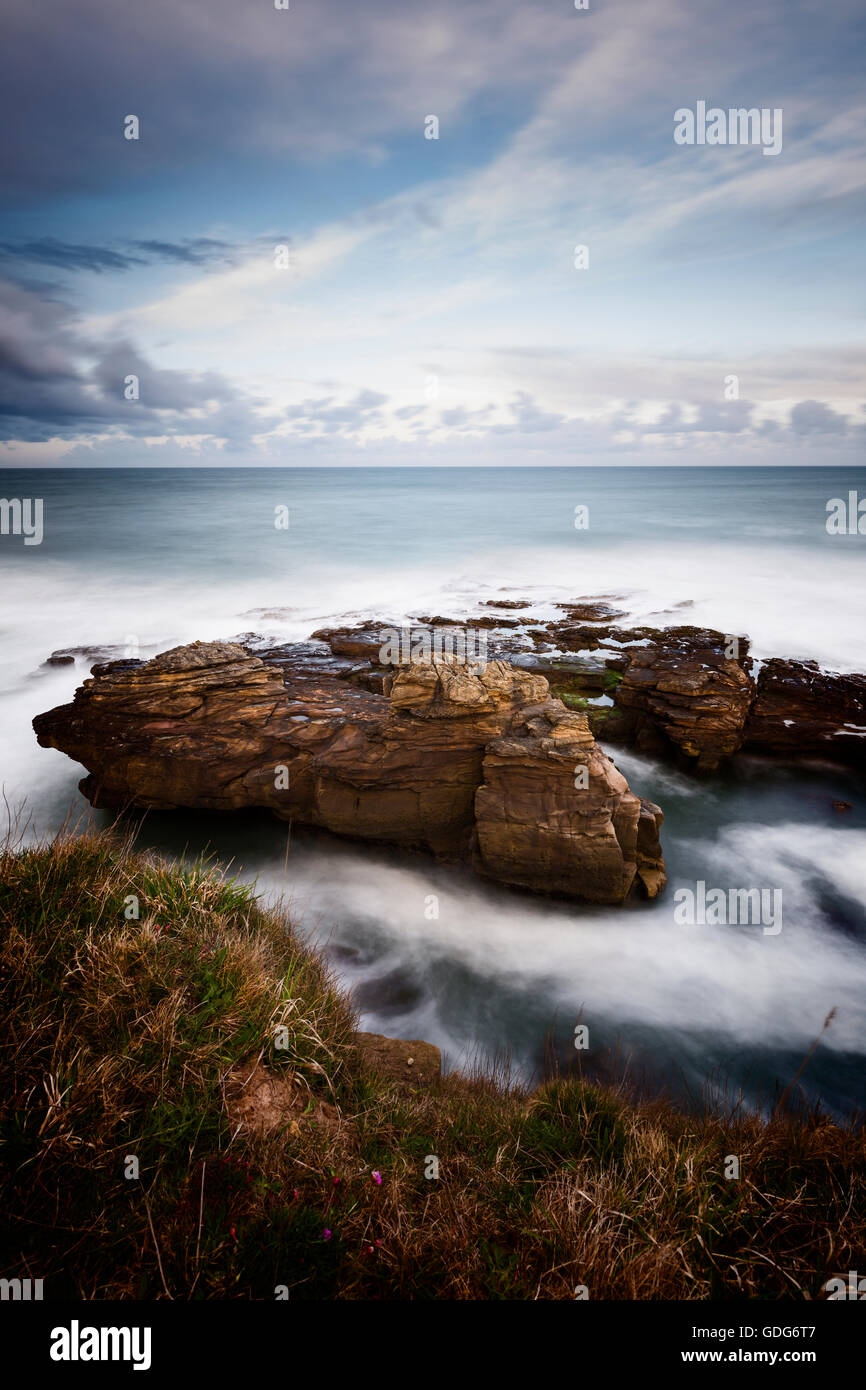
xmin=1 ymin=829 xmax=863 ymax=1299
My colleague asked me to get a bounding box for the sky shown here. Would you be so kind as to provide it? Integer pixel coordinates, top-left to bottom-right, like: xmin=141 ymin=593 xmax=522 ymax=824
xmin=0 ymin=0 xmax=864 ymax=467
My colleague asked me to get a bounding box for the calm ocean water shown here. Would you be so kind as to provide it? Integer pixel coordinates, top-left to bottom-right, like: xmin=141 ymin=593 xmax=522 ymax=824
xmin=2 ymin=465 xmax=865 ymax=1115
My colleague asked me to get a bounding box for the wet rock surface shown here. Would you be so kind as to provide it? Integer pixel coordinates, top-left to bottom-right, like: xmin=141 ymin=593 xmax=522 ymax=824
xmin=744 ymin=660 xmax=866 ymax=765
xmin=610 ymin=629 xmax=755 ymax=773
xmin=305 ymin=616 xmax=761 ymax=772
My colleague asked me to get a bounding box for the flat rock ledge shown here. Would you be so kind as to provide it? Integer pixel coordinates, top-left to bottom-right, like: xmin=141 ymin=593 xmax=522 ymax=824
xmin=33 ymin=639 xmax=665 ymax=906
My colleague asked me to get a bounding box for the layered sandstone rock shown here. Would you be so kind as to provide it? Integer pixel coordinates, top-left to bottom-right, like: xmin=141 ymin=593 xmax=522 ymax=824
xmin=307 ymin=619 xmax=758 ymax=772
xmin=607 ymin=636 xmax=866 ymax=773
xmin=534 ymin=611 xmax=866 ymax=772
xmin=286 ymin=613 xmax=866 ymax=773
xmin=611 ymin=629 xmax=755 ymax=773
xmin=474 ymin=702 xmax=665 ymax=901
xmin=33 ymin=639 xmax=665 ymax=904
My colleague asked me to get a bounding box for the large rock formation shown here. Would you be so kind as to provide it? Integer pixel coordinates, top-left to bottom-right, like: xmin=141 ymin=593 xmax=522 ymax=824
xmin=33 ymin=640 xmax=665 ymax=905
xmin=307 ymin=619 xmax=759 ymax=773
xmin=536 ymin=611 xmax=866 ymax=772
xmin=602 ymin=637 xmax=866 ymax=773
xmin=260 ymin=613 xmax=866 ymax=775
xmin=611 ymin=629 xmax=755 ymax=774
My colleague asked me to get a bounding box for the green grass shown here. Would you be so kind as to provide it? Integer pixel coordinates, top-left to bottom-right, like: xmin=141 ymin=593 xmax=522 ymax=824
xmin=1 ymin=830 xmax=863 ymax=1300
xmin=553 ymin=691 xmax=591 ymax=710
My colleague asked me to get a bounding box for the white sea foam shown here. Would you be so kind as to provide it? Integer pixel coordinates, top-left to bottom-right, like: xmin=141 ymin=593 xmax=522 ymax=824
xmin=249 ymin=822 xmax=866 ymax=1075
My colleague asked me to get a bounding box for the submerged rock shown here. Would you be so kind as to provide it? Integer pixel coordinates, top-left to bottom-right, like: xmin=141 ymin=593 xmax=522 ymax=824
xmin=41 ymin=644 xmax=128 ymax=669
xmin=482 ymin=598 xmax=533 ymax=610
xmin=556 ymin=600 xmax=628 ymax=623
xmin=33 ymin=639 xmax=665 ymax=905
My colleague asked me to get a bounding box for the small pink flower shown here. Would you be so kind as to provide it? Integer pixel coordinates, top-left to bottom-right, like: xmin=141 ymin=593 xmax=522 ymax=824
xmin=333 ymin=1176 xmax=340 ymax=1186
xmin=372 ymin=1171 xmax=382 ymax=1186
xmin=323 ymin=1228 xmax=332 ymax=1241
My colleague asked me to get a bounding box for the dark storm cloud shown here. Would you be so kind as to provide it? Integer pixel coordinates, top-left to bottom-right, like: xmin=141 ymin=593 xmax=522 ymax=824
xmin=0 ymin=278 xmax=272 ymax=443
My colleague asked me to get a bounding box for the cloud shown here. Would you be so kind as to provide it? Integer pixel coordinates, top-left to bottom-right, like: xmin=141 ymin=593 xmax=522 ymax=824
xmin=0 ymin=237 xmax=237 ymax=276
xmin=438 ymin=404 xmax=495 ymax=430
xmin=1 ymin=0 xmax=862 ymax=467
xmin=507 ymin=391 xmax=566 ymax=433
xmin=280 ymin=389 xmax=390 ymax=436
xmin=0 ymin=279 xmax=272 ymax=444
xmin=0 ymin=239 xmax=144 ymax=274
xmin=128 ymin=238 xmax=236 ymax=267
xmin=789 ymin=399 xmax=849 ymax=435
xmin=0 ymin=0 xmax=578 ymax=195
xmin=1 ymin=265 xmax=860 ymax=461
xmin=646 ymin=400 xmax=756 ymax=434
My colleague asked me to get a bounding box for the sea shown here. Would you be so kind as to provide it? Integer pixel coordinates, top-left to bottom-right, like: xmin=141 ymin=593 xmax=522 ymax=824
xmin=1 ymin=464 xmax=865 ymax=1117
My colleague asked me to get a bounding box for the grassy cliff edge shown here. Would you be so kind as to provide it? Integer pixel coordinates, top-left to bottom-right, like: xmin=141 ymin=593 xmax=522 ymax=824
xmin=1 ymin=832 xmax=863 ymax=1300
